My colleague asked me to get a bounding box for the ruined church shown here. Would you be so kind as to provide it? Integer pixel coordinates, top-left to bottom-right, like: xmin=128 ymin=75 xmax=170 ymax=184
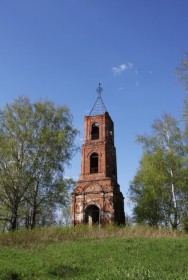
xmin=72 ymin=84 xmax=125 ymax=225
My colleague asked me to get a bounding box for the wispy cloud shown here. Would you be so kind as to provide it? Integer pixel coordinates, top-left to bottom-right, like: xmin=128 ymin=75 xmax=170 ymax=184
xmin=112 ymin=63 xmax=133 ymax=75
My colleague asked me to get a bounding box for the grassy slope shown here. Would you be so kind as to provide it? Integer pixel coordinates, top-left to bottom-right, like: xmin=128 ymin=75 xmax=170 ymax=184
xmin=0 ymin=226 xmax=188 ymax=280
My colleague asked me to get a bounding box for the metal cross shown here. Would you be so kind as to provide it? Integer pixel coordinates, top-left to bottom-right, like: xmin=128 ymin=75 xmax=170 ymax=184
xmin=96 ymin=83 xmax=103 ymax=97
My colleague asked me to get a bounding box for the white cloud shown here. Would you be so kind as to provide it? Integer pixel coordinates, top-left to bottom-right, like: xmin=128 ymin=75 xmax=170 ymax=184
xmin=127 ymin=62 xmax=133 ymax=69
xmin=112 ymin=63 xmax=133 ymax=75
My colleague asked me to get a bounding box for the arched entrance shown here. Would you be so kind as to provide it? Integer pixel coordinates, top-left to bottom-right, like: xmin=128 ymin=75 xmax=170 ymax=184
xmin=85 ymin=205 xmax=100 ymax=225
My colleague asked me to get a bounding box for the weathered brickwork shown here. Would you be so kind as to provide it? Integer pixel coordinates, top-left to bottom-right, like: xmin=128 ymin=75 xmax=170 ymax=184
xmin=72 ymin=111 xmax=125 ymax=225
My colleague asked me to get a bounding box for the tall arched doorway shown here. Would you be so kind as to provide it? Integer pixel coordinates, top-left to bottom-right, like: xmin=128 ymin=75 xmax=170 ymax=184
xmin=85 ymin=205 xmax=100 ymax=225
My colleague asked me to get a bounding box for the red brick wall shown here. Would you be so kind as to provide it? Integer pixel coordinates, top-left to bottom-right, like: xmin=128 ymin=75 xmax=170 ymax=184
xmin=72 ymin=112 xmax=125 ymax=225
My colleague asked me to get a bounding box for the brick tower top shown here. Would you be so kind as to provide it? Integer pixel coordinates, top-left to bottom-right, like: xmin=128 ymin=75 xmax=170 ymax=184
xmin=80 ymin=111 xmax=117 ymax=181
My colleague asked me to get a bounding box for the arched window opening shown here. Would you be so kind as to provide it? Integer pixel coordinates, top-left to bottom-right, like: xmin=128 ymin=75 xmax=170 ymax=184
xmin=91 ymin=122 xmax=99 ymax=140
xmin=90 ymin=153 xmax=98 ymax=173
xmin=85 ymin=205 xmax=100 ymax=225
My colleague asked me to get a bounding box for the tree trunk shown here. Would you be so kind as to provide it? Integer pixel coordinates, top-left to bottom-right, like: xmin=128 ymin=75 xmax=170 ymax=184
xmin=10 ymin=212 xmax=18 ymax=231
xmin=170 ymin=169 xmax=178 ymax=229
xmin=30 ymin=195 xmax=38 ymax=229
xmin=31 ymin=209 xmax=37 ymax=229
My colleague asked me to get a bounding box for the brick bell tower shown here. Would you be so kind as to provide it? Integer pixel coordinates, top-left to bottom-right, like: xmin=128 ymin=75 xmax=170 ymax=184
xmin=72 ymin=84 xmax=125 ymax=225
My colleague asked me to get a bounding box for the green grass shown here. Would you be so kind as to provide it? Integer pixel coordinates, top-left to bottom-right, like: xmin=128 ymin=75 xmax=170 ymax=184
xmin=0 ymin=226 xmax=188 ymax=279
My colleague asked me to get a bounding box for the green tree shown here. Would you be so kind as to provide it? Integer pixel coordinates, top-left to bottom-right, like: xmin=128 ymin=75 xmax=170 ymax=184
xmin=0 ymin=97 xmax=78 ymax=230
xmin=130 ymin=152 xmax=165 ymax=226
xmin=129 ymin=114 xmax=188 ymax=229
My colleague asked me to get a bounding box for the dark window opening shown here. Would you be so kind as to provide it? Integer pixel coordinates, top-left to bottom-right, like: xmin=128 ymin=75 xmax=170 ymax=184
xmin=91 ymin=122 xmax=99 ymax=140
xmin=90 ymin=153 xmax=98 ymax=173
xmin=85 ymin=205 xmax=100 ymax=225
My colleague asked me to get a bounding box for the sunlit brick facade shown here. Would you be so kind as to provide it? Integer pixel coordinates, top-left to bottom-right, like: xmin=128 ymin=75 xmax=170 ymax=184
xmin=72 ymin=109 xmax=125 ymax=225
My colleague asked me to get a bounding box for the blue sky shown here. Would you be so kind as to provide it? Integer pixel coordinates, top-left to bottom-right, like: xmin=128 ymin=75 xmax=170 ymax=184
xmin=0 ymin=0 xmax=187 ymax=215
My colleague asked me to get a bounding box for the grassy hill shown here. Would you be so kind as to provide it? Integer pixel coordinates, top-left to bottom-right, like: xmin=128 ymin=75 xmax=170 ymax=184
xmin=0 ymin=225 xmax=187 ymax=280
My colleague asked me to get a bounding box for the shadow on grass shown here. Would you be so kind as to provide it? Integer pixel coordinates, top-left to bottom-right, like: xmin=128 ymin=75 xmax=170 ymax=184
xmin=49 ymin=264 xmax=81 ymax=278
xmin=0 ymin=271 xmax=23 ymax=280
xmin=1 ymin=265 xmax=81 ymax=280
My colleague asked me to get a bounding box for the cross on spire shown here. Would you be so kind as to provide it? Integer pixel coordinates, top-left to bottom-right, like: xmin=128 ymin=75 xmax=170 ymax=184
xmin=96 ymin=83 xmax=103 ymax=98
xmin=89 ymin=83 xmax=107 ymax=116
